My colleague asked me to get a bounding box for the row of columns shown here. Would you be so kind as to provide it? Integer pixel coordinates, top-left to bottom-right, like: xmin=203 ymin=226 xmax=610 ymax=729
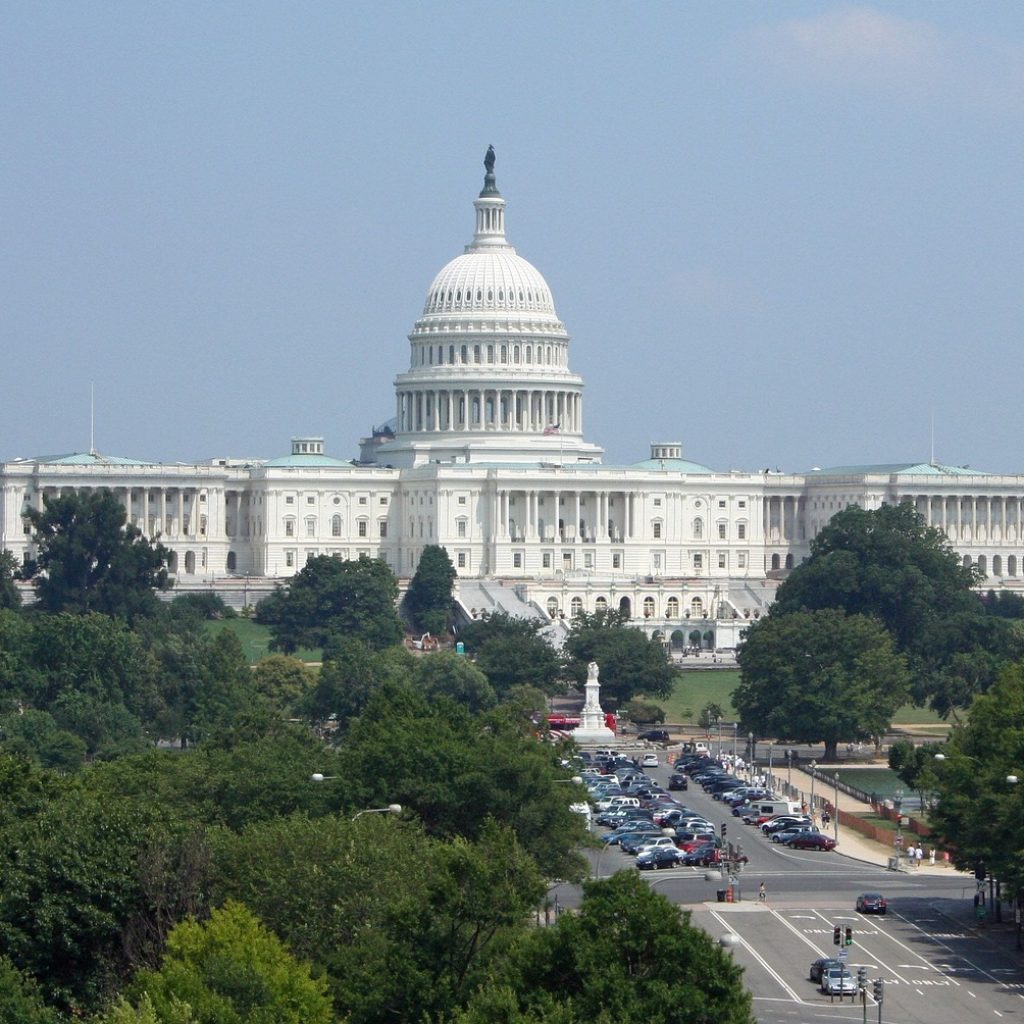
xmin=493 ymin=488 xmax=636 ymax=542
xmin=911 ymin=493 xmax=1024 ymax=541
xmin=397 ymin=387 xmax=581 ymax=434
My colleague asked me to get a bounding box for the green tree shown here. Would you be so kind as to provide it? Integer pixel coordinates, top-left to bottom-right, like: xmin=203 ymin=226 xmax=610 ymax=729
xmin=22 ymin=490 xmax=171 ymax=621
xmin=256 ymin=554 xmax=403 ymax=653
xmin=0 ymin=551 xmax=21 ymax=610
xmin=698 ymin=702 xmax=725 ymax=729
xmin=930 ymin=665 xmax=1024 ymax=889
xmin=415 ymin=651 xmax=496 ymax=714
xmin=0 ymin=957 xmax=60 ymax=1024
xmin=475 ymin=872 xmax=754 ymax=1024
xmin=563 ymin=611 xmax=677 ymax=704
xmin=0 ymin=708 xmax=88 ymax=771
xmin=734 ymin=609 xmax=910 ymax=760
xmin=404 ymin=544 xmax=457 ymax=635
xmin=251 ymin=654 xmax=315 ymax=717
xmin=459 ymin=613 xmax=563 ymax=697
xmin=888 ymin=739 xmax=941 ymax=811
xmin=126 ymin=901 xmax=332 ymax=1024
xmin=307 ymin=638 xmax=414 ymax=728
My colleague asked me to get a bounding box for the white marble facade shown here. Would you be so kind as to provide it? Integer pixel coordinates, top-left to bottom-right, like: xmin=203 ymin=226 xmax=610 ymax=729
xmin=3 ymin=156 xmax=1024 ymax=641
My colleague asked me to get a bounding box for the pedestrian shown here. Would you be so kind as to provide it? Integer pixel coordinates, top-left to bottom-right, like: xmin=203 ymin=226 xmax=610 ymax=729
xmin=915 ymin=845 xmax=924 ymax=869
xmin=821 ymin=808 xmax=830 ymax=827
xmin=930 ymin=847 xmax=936 ymax=867
xmin=759 ymin=881 xmax=767 ymax=904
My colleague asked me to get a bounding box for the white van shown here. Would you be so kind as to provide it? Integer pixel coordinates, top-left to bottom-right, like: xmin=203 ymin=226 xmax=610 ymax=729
xmin=752 ymin=800 xmax=802 ymax=819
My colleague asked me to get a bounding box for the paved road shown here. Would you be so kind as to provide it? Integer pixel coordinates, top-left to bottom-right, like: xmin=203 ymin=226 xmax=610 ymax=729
xmin=554 ymin=752 xmax=1023 ymax=1024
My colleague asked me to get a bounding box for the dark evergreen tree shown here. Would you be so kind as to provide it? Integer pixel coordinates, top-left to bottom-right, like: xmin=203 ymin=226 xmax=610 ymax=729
xmin=404 ymin=544 xmax=457 ymax=635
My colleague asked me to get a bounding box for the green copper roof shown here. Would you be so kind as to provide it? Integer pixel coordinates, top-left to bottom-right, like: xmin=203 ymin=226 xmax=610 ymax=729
xmin=630 ymin=457 xmax=714 ymax=474
xmin=22 ymin=451 xmax=155 ymax=466
xmin=263 ymin=453 xmax=354 ymax=468
xmin=807 ymin=462 xmax=984 ymax=477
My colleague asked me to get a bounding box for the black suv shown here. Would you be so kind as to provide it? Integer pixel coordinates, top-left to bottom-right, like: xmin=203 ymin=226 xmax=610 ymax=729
xmin=637 ymin=729 xmax=671 ymax=742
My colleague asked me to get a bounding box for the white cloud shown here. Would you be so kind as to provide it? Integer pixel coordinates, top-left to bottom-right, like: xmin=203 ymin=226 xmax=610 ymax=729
xmin=748 ymin=5 xmax=1024 ymax=112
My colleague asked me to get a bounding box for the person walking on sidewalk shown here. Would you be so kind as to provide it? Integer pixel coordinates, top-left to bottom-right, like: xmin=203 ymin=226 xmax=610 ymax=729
xmin=915 ymin=845 xmax=924 ymax=869
xmin=759 ymin=882 xmax=767 ymax=904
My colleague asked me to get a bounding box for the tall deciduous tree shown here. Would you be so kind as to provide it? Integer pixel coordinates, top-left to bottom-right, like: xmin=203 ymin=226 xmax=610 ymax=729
xmin=735 ymin=609 xmax=910 ymax=760
xmin=415 ymin=651 xmax=496 ymax=714
xmin=256 ymin=554 xmax=403 ymax=653
xmin=469 ymin=872 xmax=754 ymax=1024
xmin=458 ymin=612 xmax=563 ymax=697
xmin=563 ymin=610 xmax=677 ymax=704
xmin=404 ymin=544 xmax=457 ymax=635
xmin=124 ymin=901 xmax=333 ymax=1024
xmin=0 ymin=552 xmax=21 ymax=610
xmin=22 ymin=490 xmax=171 ymax=621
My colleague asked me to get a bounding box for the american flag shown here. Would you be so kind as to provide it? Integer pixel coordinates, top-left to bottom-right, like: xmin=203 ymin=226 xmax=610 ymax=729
xmin=543 ymin=422 xmax=561 ymax=435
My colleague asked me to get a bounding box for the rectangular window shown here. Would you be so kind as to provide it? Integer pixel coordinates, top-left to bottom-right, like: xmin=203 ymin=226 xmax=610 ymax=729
xmin=457 ymin=520 xmax=467 ymax=537
xmin=359 ymin=496 xmax=368 ymax=505
xmin=458 ymin=496 xmax=467 ymax=505
xmin=653 ymin=522 xmax=662 ymax=538
xmin=285 ymin=550 xmax=295 ymax=567
xmin=380 ymin=496 xmax=388 ymax=505
xmin=718 ymin=500 xmax=726 ymax=509
xmin=285 ymin=520 xmax=294 ymax=537
xmin=379 ymin=521 xmax=387 ymax=538
xmin=718 ymin=523 xmax=727 ymax=539
xmin=653 ymin=553 xmax=662 ymax=569
xmin=584 ymin=552 xmax=593 ymax=568
xmin=612 ymin=552 xmax=622 ymax=569
xmin=653 ymin=498 xmax=662 ymax=507
xmin=693 ymin=553 xmax=703 ymax=570
xmin=542 ymin=553 xmax=551 ymax=568
xmin=738 ymin=500 xmax=746 ymax=509
xmin=307 ymin=496 xmax=315 ymax=504
xmin=738 ymin=552 xmax=747 ymax=568
xmin=306 ymin=520 xmax=315 ymax=538
xmin=358 ymin=521 xmax=367 ymax=537
xmin=286 ymin=496 xmax=294 ymax=505
xmin=719 ymin=552 xmax=727 ymax=569
xmin=457 ymin=552 xmax=467 ymax=568
xmin=738 ymin=523 xmax=746 ymax=540
xmin=513 ymin=553 xmax=523 ymax=568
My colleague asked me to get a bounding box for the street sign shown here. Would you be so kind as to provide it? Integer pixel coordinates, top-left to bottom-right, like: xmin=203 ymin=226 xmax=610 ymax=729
xmin=837 ymin=949 xmax=848 ymax=960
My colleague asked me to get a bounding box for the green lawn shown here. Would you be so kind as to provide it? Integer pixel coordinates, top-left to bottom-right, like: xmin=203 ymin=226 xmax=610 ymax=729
xmin=203 ymin=618 xmax=321 ymax=664
xmin=650 ymin=667 xmax=949 ymax=734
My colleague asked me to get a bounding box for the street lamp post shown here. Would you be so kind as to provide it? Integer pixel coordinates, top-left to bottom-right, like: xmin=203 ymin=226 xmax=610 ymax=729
xmin=748 ymin=732 xmax=754 ymax=762
xmin=786 ymin=749 xmax=793 ymax=790
xmin=351 ymin=804 xmax=403 ymax=821
xmin=733 ymin=722 xmax=738 ymax=758
xmin=833 ymin=771 xmax=839 ymax=843
xmin=717 ymin=717 xmax=723 ymax=759
xmin=809 ymin=760 xmax=817 ymax=820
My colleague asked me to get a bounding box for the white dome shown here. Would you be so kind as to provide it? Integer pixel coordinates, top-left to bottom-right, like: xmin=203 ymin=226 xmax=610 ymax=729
xmin=423 ymin=251 xmax=556 ymax=318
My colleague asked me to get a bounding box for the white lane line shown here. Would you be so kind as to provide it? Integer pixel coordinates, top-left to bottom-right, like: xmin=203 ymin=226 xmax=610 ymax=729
xmin=708 ymin=908 xmax=804 ymax=1003
xmin=890 ymin=910 xmax=1016 ymax=992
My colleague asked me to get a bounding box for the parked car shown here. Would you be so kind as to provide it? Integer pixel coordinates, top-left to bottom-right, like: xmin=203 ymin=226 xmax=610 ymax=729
xmin=636 ymin=846 xmax=684 ymax=870
xmin=771 ymin=827 xmax=820 ymax=845
xmin=668 ymin=773 xmax=689 ymax=791
xmin=634 ymin=836 xmax=679 ymax=857
xmin=856 ymin=892 xmax=888 ymax=914
xmin=762 ymin=815 xmax=812 ymax=835
xmin=680 ymin=843 xmax=721 ymax=866
xmin=786 ymin=833 xmax=837 ymax=851
xmin=637 ymin=729 xmax=671 ymax=742
xmin=609 ymin=829 xmax=663 ymax=849
xmin=821 ymin=967 xmax=857 ymax=995
xmin=641 ymin=753 xmax=660 ymax=768
xmin=809 ymin=957 xmax=843 ymax=983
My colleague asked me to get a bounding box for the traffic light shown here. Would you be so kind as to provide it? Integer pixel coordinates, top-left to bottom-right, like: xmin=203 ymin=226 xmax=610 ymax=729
xmin=857 ymin=967 xmax=867 ymax=992
xmin=833 ymin=925 xmax=841 ymax=945
xmin=873 ymin=978 xmax=884 ymax=1003
xmin=845 ymin=926 xmax=853 ymax=946
xmin=721 ymin=822 xmax=728 ymax=838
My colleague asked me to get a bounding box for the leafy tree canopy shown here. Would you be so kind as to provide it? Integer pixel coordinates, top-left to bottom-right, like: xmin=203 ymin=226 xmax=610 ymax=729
xmin=22 ymin=490 xmax=171 ymax=621
xmin=735 ymin=608 xmax=910 ymax=760
xmin=930 ymin=665 xmax=1024 ymax=889
xmin=415 ymin=651 xmax=496 ymax=714
xmin=404 ymin=544 xmax=457 ymax=635
xmin=563 ymin=610 xmax=677 ymax=704
xmin=0 ymin=552 xmax=21 ymax=610
xmin=474 ymin=872 xmax=754 ymax=1024
xmin=125 ymin=900 xmax=333 ymax=1024
xmin=458 ymin=612 xmax=563 ymax=697
xmin=256 ymin=554 xmax=403 ymax=653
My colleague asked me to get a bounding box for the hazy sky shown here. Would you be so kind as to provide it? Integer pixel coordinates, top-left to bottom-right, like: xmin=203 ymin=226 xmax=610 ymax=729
xmin=4 ymin=3 xmax=1023 ymax=473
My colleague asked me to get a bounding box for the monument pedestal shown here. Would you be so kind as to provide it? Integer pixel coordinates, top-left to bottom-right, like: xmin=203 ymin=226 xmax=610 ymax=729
xmin=574 ymin=661 xmax=615 ymax=744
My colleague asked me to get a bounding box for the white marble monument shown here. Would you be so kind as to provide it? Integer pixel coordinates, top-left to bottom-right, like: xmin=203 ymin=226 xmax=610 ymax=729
xmin=573 ymin=660 xmax=616 ymax=744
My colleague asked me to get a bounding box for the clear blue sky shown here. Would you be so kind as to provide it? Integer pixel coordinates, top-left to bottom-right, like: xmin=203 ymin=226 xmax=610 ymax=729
xmin=4 ymin=3 xmax=1022 ymax=472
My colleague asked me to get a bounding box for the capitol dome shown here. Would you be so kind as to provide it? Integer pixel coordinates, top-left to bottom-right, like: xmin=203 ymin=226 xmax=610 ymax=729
xmin=422 ymin=250 xmax=557 ymax=319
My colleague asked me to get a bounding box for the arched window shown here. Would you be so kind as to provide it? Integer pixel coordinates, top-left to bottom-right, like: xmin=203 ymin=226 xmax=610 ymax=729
xmin=785 ymin=554 xmax=794 ymax=569
xmin=570 ymin=596 xmax=583 ymax=617
xmin=460 ymin=345 xmax=468 ymax=363
xmin=1010 ymin=555 xmax=1018 ymax=577
xmin=643 ymin=596 xmax=655 ymax=618
xmin=690 ymin=597 xmax=704 ymax=617
xmin=771 ymin=553 xmax=781 ymax=570
xmin=284 ymin=517 xmax=295 ymax=537
xmin=184 ymin=551 xmax=196 ymax=574
xmin=595 ymin=596 xmax=608 ymax=613
xmin=693 ymin=517 xmax=704 ymax=539
xmin=331 ymin=515 xmax=342 ymax=537
xmin=977 ymin=555 xmax=988 ymax=576
xmin=619 ymin=596 xmax=632 ymax=618
xmin=226 ymin=551 xmax=237 ymax=572
xmin=546 ymin=597 xmax=559 ymax=618
xmin=993 ymin=555 xmax=1002 ymax=577
xmin=666 ymin=596 xmax=679 ymax=618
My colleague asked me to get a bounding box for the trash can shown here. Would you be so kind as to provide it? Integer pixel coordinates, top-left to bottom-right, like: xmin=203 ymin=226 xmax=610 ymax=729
xmin=726 ymin=887 xmax=734 ymax=903
xmin=717 ymin=889 xmax=727 ymax=903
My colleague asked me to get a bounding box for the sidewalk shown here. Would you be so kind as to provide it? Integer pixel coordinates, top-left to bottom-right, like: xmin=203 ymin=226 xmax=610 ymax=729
xmin=774 ymin=765 xmax=958 ymax=876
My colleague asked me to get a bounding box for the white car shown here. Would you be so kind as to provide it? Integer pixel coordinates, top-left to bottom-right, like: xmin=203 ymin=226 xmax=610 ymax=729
xmin=634 ymin=836 xmax=678 ymax=856
xmin=641 ymin=753 xmax=659 ymax=768
xmin=820 ymin=968 xmax=857 ymax=995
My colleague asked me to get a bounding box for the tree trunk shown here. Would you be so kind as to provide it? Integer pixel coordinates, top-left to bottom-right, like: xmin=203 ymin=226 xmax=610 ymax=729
xmin=824 ymin=740 xmax=838 ymax=761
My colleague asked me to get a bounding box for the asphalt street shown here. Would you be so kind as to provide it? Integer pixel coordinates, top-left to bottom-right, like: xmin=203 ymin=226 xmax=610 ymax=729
xmin=551 ymin=751 xmax=1023 ymax=1024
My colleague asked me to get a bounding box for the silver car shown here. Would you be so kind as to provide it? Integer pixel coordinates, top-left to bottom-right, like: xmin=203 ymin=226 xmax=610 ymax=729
xmin=820 ymin=967 xmax=857 ymax=995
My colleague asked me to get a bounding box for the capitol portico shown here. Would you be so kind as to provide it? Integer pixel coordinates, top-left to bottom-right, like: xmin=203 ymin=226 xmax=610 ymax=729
xmin=3 ymin=152 xmax=1023 ymax=644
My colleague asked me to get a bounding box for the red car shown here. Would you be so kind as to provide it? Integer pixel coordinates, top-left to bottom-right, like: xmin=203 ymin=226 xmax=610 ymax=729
xmin=785 ymin=833 xmax=837 ymax=851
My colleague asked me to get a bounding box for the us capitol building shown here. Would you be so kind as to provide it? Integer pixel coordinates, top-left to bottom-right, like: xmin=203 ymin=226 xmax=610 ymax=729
xmin=3 ymin=151 xmax=1023 ymax=645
